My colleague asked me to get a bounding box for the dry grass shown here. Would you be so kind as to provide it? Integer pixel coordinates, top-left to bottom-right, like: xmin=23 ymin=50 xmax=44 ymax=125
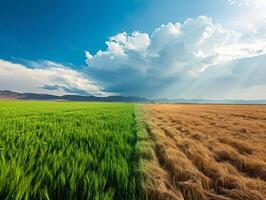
xmin=139 ymin=104 xmax=266 ymax=200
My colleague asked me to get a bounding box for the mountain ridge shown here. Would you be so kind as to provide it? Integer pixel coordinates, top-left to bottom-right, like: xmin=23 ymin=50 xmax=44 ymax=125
xmin=1 ymin=90 xmax=266 ymax=104
xmin=0 ymin=90 xmax=149 ymax=102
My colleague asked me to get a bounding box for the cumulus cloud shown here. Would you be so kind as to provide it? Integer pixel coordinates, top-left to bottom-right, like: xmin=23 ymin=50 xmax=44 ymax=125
xmin=2 ymin=16 xmax=265 ymax=99
xmin=0 ymin=60 xmax=106 ymax=96
xmin=85 ymin=16 xmax=266 ymax=99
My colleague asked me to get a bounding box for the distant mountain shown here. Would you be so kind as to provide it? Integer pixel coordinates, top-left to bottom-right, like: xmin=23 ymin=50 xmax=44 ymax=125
xmin=0 ymin=90 xmax=150 ymax=102
xmin=0 ymin=90 xmax=24 ymax=99
xmin=154 ymin=98 xmax=266 ymax=104
xmin=0 ymin=90 xmax=266 ymax=104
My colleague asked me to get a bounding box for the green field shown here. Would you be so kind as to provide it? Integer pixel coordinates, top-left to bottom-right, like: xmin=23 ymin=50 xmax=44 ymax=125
xmin=0 ymin=101 xmax=141 ymax=200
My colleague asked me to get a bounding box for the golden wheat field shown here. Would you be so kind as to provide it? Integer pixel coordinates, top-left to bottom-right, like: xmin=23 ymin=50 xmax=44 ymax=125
xmin=139 ymin=104 xmax=266 ymax=200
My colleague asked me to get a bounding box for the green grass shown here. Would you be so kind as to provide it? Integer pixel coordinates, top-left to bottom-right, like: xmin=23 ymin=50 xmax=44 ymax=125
xmin=0 ymin=101 xmax=140 ymax=200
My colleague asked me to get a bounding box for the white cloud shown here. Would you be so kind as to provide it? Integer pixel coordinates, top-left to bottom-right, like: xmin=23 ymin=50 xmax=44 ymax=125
xmin=85 ymin=16 xmax=266 ymax=99
xmin=228 ymin=0 xmax=249 ymax=6
xmin=0 ymin=60 xmax=106 ymax=96
xmin=228 ymin=0 xmax=266 ymax=6
xmin=227 ymin=0 xmax=266 ymax=32
xmin=175 ymin=54 xmax=266 ymax=99
xmin=2 ymin=16 xmax=265 ymax=99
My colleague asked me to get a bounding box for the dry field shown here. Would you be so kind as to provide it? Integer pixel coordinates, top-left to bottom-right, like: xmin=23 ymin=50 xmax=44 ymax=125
xmin=139 ymin=104 xmax=266 ymax=200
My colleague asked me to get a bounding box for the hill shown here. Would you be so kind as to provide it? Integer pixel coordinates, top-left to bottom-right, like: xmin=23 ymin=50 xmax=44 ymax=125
xmin=0 ymin=90 xmax=149 ymax=102
xmin=1 ymin=90 xmax=266 ymax=104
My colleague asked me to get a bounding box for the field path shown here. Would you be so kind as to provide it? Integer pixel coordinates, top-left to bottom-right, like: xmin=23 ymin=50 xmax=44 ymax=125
xmin=140 ymin=104 xmax=266 ymax=200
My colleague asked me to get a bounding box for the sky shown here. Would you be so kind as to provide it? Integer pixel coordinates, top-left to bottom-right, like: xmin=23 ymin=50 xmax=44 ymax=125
xmin=0 ymin=0 xmax=266 ymax=99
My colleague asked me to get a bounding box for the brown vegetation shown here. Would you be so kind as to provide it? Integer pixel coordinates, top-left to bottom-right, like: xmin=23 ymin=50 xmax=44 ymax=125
xmin=139 ymin=104 xmax=266 ymax=200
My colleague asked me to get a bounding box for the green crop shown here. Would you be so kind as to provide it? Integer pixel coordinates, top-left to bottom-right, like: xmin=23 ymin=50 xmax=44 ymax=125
xmin=0 ymin=101 xmax=140 ymax=200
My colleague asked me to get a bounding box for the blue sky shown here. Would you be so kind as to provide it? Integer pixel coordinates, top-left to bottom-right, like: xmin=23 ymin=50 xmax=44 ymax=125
xmin=0 ymin=0 xmax=146 ymax=66
xmin=0 ymin=0 xmax=232 ymax=65
xmin=1 ymin=0 xmax=266 ymax=99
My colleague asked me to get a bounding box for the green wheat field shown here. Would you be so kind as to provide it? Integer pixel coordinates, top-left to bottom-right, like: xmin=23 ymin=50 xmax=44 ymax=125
xmin=0 ymin=101 xmax=142 ymax=200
